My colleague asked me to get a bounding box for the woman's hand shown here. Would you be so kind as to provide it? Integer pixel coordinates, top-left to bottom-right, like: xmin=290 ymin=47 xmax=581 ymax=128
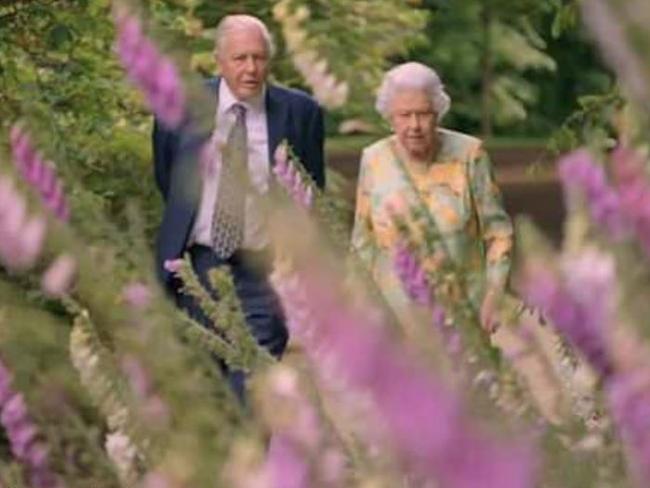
xmin=480 ymin=289 xmax=501 ymax=334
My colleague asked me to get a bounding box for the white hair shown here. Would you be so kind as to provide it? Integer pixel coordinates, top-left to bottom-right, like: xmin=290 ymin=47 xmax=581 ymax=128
xmin=375 ymin=62 xmax=451 ymax=122
xmin=214 ymin=15 xmax=276 ymax=58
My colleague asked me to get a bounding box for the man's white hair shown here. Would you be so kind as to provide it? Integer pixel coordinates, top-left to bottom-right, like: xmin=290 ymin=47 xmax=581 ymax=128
xmin=375 ymin=62 xmax=451 ymax=122
xmin=214 ymin=15 xmax=276 ymax=58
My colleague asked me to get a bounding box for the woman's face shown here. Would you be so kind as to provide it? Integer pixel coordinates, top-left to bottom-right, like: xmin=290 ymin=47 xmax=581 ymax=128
xmin=389 ymin=89 xmax=437 ymax=161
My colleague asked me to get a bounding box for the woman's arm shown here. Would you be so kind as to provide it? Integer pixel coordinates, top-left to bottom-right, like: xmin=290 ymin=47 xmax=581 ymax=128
xmin=350 ymin=150 xmax=376 ymax=267
xmin=469 ymin=150 xmax=514 ymax=294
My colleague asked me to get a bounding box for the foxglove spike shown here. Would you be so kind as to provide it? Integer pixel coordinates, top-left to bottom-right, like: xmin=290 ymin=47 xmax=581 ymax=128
xmin=114 ymin=11 xmax=186 ymax=129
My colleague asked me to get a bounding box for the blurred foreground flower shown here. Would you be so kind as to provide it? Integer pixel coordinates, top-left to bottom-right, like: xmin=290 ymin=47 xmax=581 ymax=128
xmin=122 ymin=281 xmax=153 ymax=309
xmin=0 ymin=176 xmax=47 ymax=271
xmin=581 ymin=0 xmax=650 ymax=111
xmin=611 ymin=145 xmax=650 ymax=259
xmin=607 ymin=368 xmax=650 ymax=487
xmin=558 ymin=149 xmax=627 ymax=238
xmin=0 ymin=359 xmax=62 ymax=488
xmin=272 ymin=264 xmax=537 ymax=487
xmin=272 ymin=0 xmax=348 ymax=109
xmin=113 ymin=7 xmax=186 ymax=129
xmin=41 ymin=254 xmax=77 ymax=298
xmin=9 ymin=125 xmax=70 ymax=221
xmin=519 ymin=249 xmax=615 ymax=379
xmin=273 ymin=143 xmax=314 ymax=209
xmin=393 ymin=243 xmax=433 ymax=307
xmin=260 ymin=365 xmax=345 ymax=488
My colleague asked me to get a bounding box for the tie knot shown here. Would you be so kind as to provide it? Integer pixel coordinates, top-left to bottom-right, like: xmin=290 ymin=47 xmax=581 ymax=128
xmin=231 ymin=103 xmax=246 ymax=119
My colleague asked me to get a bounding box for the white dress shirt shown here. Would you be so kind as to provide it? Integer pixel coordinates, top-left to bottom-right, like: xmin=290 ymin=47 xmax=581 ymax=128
xmin=190 ymin=81 xmax=271 ymax=250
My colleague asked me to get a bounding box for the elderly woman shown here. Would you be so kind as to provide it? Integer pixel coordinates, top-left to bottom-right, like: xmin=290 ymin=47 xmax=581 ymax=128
xmin=350 ymin=62 xmax=513 ymax=332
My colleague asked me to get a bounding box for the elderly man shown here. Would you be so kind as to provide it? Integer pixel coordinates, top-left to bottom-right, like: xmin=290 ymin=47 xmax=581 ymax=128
xmin=152 ymin=15 xmax=325 ymax=397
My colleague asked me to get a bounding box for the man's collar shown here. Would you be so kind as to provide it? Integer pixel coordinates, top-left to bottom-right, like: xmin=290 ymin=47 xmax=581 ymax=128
xmin=218 ymin=79 xmax=266 ymax=114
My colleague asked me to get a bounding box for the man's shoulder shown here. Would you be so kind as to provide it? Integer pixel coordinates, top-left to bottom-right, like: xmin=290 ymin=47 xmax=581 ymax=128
xmin=269 ymin=83 xmax=320 ymax=111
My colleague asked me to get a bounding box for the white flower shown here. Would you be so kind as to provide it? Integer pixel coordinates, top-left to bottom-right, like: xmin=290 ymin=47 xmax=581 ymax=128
xmin=106 ymin=431 xmax=139 ymax=482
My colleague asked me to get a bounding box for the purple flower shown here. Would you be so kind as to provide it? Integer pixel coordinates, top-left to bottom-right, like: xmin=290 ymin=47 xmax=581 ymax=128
xmin=0 ymin=178 xmax=47 ymax=271
xmin=274 ymin=143 xmax=289 ymax=171
xmin=267 ymin=434 xmax=311 ymax=488
xmin=0 ymin=359 xmax=61 ymax=487
xmin=272 ymin=150 xmax=315 ymax=210
xmin=580 ymin=0 xmax=649 ymax=109
xmin=519 ymin=253 xmax=614 ymax=378
xmin=611 ymin=145 xmax=650 ymax=259
xmin=272 ymin=266 xmax=537 ymax=487
xmin=558 ymin=149 xmax=628 ymax=238
xmin=607 ymin=369 xmax=650 ymax=487
xmin=120 ymin=355 xmax=152 ymax=399
xmin=9 ymin=125 xmax=70 ymax=222
xmin=114 ymin=10 xmax=186 ymax=129
xmin=122 ymin=282 xmax=153 ymax=309
xmin=393 ymin=243 xmax=433 ymax=306
xmin=142 ymin=470 xmax=175 ymax=488
xmin=41 ymin=254 xmax=77 ymax=298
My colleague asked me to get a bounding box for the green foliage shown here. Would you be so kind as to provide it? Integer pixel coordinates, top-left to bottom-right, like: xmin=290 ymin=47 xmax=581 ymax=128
xmin=0 ymin=0 xmax=158 ymax=252
xmin=408 ymin=0 xmax=556 ymax=134
xmin=548 ymin=89 xmax=624 ymax=155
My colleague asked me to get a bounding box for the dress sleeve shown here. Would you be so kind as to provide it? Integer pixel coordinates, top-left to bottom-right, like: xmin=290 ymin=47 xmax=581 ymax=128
xmin=469 ymin=149 xmax=514 ymax=292
xmin=350 ymin=149 xmax=376 ymax=268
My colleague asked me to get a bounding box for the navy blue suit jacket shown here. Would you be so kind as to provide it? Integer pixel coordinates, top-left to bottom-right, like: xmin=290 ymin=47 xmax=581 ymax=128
xmin=152 ymin=78 xmax=325 ymax=288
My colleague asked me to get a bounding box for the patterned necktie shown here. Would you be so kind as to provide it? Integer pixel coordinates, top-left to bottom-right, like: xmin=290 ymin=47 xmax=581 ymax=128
xmin=211 ymin=103 xmax=248 ymax=258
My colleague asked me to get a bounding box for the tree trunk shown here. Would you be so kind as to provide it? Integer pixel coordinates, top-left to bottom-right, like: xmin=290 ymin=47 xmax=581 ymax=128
xmin=480 ymin=0 xmax=493 ymax=138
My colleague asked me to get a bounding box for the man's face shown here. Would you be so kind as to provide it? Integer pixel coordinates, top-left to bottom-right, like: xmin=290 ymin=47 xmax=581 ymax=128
xmin=218 ymin=27 xmax=270 ymax=101
xmin=389 ymin=89 xmax=437 ymax=160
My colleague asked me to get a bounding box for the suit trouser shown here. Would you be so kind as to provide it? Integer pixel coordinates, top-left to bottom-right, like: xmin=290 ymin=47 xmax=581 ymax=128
xmin=175 ymin=244 xmax=288 ymax=402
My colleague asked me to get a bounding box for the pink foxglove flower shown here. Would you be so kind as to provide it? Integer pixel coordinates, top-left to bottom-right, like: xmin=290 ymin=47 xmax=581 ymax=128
xmin=0 ymin=359 xmax=62 ymax=488
xmin=263 ymin=366 xmax=342 ymax=488
xmin=121 ymin=355 xmax=152 ymax=400
xmin=558 ymin=149 xmax=628 ymax=238
xmin=519 ymin=251 xmax=615 ymax=379
xmin=0 ymin=177 xmax=47 ymax=271
xmin=41 ymin=254 xmax=77 ymax=298
xmin=267 ymin=435 xmax=310 ymax=488
xmin=611 ymin=145 xmax=650 ymax=259
xmin=9 ymin=125 xmax=70 ymax=222
xmin=163 ymin=259 xmax=184 ymax=274
xmin=273 ymin=143 xmax=289 ymax=172
xmin=607 ymin=368 xmax=650 ymax=487
xmin=272 ymin=265 xmax=537 ymax=487
xmin=143 ymin=471 xmax=174 ymax=488
xmin=393 ymin=243 xmax=433 ymax=307
xmin=114 ymin=10 xmax=186 ymax=129
xmin=122 ymin=282 xmax=153 ymax=309
xmin=393 ymin=244 xmax=461 ymax=358
xmin=272 ymin=144 xmax=315 ymax=210
xmin=580 ymin=0 xmax=649 ymax=109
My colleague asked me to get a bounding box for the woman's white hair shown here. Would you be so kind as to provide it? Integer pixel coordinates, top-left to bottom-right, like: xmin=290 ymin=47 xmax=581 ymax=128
xmin=214 ymin=15 xmax=276 ymax=58
xmin=375 ymin=62 xmax=451 ymax=122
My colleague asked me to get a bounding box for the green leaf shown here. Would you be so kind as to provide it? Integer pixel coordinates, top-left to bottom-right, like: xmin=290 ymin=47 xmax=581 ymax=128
xmin=48 ymin=24 xmax=74 ymax=48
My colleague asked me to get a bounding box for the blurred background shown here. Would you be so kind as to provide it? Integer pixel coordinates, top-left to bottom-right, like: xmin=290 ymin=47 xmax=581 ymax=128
xmin=0 ymin=0 xmax=615 ymax=247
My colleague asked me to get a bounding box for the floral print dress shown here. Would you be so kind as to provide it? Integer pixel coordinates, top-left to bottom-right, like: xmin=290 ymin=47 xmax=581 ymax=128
xmin=350 ymin=129 xmax=513 ymax=322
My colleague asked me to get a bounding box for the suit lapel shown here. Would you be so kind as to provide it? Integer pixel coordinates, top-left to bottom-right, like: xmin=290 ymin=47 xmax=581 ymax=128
xmin=265 ymin=85 xmax=288 ymax=166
